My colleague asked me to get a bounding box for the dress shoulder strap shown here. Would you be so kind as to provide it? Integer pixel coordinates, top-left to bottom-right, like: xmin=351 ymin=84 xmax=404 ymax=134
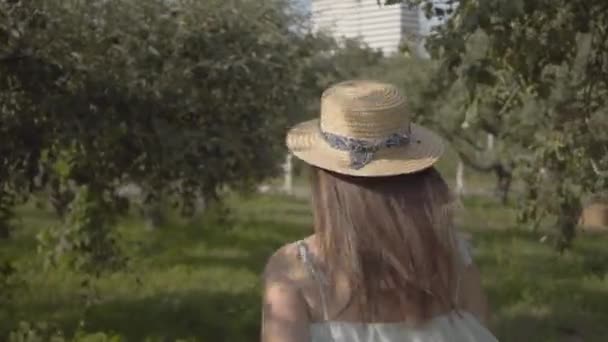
xmin=457 ymin=233 xmax=474 ymax=266
xmin=296 ymin=240 xmax=330 ymax=321
xmin=455 ymin=233 xmax=474 ymax=303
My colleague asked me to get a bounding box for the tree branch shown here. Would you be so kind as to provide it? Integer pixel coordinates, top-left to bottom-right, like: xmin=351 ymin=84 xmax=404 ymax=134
xmin=479 ymin=119 xmax=500 ymax=136
xmin=591 ymin=159 xmax=608 ymax=177
xmin=454 ymin=148 xmax=496 ymax=173
xmin=0 ymin=53 xmax=29 ymax=63
xmin=437 ymin=126 xmax=497 ymax=172
xmin=437 ymin=124 xmax=487 ymax=151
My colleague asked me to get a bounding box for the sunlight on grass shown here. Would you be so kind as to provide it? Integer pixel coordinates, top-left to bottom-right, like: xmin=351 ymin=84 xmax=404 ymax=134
xmin=1 ymin=194 xmax=607 ymax=341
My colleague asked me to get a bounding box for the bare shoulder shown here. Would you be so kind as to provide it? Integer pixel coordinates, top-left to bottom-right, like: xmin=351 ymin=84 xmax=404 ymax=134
xmin=263 ymin=240 xmax=308 ymax=284
xmin=261 ymin=241 xmax=312 ymax=342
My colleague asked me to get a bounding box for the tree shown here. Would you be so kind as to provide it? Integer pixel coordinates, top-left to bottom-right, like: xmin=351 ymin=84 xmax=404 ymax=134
xmin=0 ymin=0 xmax=326 ymax=264
xmin=288 ymin=35 xmax=385 ymax=123
xmin=382 ymin=0 xmax=608 ymax=249
xmin=368 ymin=52 xmax=514 ymax=202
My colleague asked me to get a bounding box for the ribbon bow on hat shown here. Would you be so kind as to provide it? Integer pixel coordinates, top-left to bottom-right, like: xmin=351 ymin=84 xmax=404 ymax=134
xmin=320 ymin=130 xmax=411 ymax=170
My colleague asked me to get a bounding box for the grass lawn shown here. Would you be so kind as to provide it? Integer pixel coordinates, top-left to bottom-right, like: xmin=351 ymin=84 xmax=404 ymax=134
xmin=1 ymin=194 xmax=608 ymax=341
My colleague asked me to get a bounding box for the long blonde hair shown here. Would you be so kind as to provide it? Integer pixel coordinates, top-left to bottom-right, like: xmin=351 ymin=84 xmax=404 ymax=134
xmin=310 ymin=166 xmax=461 ymax=322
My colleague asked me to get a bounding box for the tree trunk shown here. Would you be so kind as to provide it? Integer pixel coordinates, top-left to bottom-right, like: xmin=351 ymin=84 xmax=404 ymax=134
xmin=455 ymin=161 xmax=465 ymax=196
xmin=556 ymin=198 xmax=582 ymax=252
xmin=494 ymin=165 xmax=512 ymax=204
xmin=487 ymin=134 xmax=494 ymax=150
xmin=49 ymin=180 xmax=74 ymax=219
xmin=0 ymin=190 xmax=15 ymax=239
xmin=193 ymin=193 xmax=207 ymax=218
xmin=50 ymin=192 xmax=72 ymax=218
xmin=0 ymin=224 xmax=9 ymax=239
xmin=143 ymin=208 xmax=163 ymax=231
xmin=141 ymin=190 xmax=165 ymax=231
xmin=283 ymin=154 xmax=293 ymax=195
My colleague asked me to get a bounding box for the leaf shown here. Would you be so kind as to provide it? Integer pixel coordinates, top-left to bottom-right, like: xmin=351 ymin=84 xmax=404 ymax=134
xmin=463 ymin=98 xmax=479 ymax=128
xmin=476 ymin=68 xmax=496 ymax=86
xmin=147 ymin=46 xmax=160 ymax=56
xmin=70 ymin=52 xmax=83 ymax=62
xmin=53 ymin=158 xmax=72 ymax=179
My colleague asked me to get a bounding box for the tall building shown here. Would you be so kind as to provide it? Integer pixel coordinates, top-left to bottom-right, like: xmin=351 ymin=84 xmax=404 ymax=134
xmin=311 ymin=0 xmax=456 ymax=56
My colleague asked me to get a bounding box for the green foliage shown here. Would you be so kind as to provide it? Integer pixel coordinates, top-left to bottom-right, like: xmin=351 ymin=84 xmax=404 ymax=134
xmin=0 ymin=189 xmax=17 ymax=238
xmin=385 ymin=0 xmax=608 ymax=248
xmin=0 ymin=259 xmax=22 ymax=308
xmin=287 ymin=35 xmax=385 ymax=122
xmin=8 ymin=322 xmax=122 ymax=342
xmin=0 ymin=3 xmax=384 ymax=336
xmin=36 ymin=186 xmax=125 ymax=275
xmin=2 ymin=195 xmax=608 ymax=340
xmin=0 ymin=0 xmax=381 ymax=274
xmin=0 ymin=0 xmax=327 ymax=221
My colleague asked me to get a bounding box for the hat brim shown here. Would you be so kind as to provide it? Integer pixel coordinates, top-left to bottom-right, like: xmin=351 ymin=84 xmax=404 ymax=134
xmin=286 ymin=119 xmax=444 ymax=177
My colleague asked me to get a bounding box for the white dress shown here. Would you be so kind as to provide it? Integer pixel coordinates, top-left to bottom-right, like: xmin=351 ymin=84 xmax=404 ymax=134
xmin=296 ymin=238 xmax=499 ymax=342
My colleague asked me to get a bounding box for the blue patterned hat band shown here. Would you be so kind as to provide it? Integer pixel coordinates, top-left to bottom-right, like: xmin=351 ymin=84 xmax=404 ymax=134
xmin=320 ymin=127 xmax=411 ymax=170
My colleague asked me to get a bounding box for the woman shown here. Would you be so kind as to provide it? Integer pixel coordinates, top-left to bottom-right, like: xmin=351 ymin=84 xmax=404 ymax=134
xmin=261 ymin=80 xmax=498 ymax=342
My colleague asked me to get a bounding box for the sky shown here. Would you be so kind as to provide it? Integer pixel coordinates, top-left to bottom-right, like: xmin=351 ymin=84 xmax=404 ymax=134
xmin=293 ymin=0 xmax=311 ymax=14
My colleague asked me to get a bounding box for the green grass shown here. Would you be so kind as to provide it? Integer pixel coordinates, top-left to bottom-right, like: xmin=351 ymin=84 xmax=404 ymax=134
xmin=1 ymin=194 xmax=608 ymax=341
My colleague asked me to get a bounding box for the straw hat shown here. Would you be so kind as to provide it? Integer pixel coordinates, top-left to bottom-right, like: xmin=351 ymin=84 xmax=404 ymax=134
xmin=286 ymin=80 xmax=444 ymax=177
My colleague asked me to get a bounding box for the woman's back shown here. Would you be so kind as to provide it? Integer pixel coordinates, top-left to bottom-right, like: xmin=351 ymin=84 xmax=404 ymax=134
xmin=262 ymin=234 xmax=497 ymax=342
xmin=298 ymin=237 xmax=496 ymax=341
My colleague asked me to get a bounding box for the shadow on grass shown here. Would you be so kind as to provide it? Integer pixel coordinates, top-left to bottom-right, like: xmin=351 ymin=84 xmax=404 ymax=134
xmin=490 ymin=287 xmax=608 ymax=342
xmin=73 ymin=195 xmax=312 ymax=341
xmin=469 ymin=228 xmax=608 ymax=341
xmin=81 ymin=289 xmax=261 ymax=342
xmin=4 ymin=194 xmax=608 ymax=341
xmin=132 ymin=217 xmax=311 ymax=274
